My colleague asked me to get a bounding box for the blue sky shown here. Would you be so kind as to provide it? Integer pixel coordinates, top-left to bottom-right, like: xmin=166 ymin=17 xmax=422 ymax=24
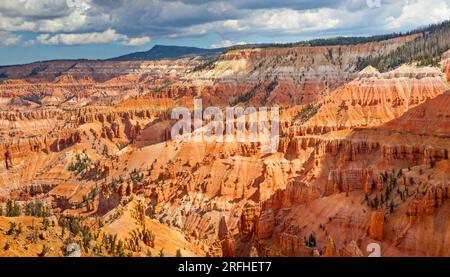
xmin=0 ymin=0 xmax=450 ymax=65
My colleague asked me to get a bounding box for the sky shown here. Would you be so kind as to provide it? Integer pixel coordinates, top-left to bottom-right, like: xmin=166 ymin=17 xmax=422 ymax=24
xmin=0 ymin=0 xmax=449 ymax=65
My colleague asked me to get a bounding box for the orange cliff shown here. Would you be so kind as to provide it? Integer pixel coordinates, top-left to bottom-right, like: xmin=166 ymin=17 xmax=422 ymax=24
xmin=181 ymin=34 xmax=420 ymax=107
xmin=300 ymin=65 xmax=449 ymax=134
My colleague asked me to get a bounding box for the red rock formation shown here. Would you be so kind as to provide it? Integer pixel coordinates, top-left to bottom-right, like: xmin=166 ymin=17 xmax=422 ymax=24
xmin=239 ymin=203 xmax=260 ymax=242
xmin=323 ymin=236 xmax=337 ymax=257
xmin=263 ymin=180 xmax=321 ymax=209
xmin=369 ymin=209 xmax=384 ymax=241
xmin=408 ymin=182 xmax=450 ymax=224
xmin=340 ymin=241 xmax=364 ymax=257
xmin=303 ymin=66 xmax=448 ymax=132
xmin=218 ymin=216 xmax=236 ymax=257
xmin=327 ymin=168 xmax=374 ymax=194
xmin=279 ymin=233 xmax=313 ymax=256
xmin=255 ymin=210 xmax=275 ymax=240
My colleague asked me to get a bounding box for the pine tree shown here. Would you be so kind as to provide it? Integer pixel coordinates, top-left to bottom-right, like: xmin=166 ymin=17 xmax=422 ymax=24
xmin=117 ymin=240 xmax=125 ymax=257
xmin=7 ymin=222 xmax=17 ymax=236
xmin=6 ymin=199 xmax=13 ymax=217
xmin=109 ymin=234 xmax=117 ymax=255
xmin=43 ymin=217 xmax=49 ymax=230
xmin=13 ymin=202 xmax=20 ymax=217
xmin=307 ymin=233 xmax=317 ymax=248
xmin=102 ymin=145 xmax=109 ymax=157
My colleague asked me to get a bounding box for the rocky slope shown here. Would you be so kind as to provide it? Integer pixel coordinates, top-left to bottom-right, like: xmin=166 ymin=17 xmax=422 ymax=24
xmin=0 ymin=59 xmax=199 ymax=82
xmin=188 ymin=34 xmax=419 ymax=106
xmin=297 ymin=65 xmax=449 ymax=133
xmin=252 ymin=92 xmax=449 ymax=257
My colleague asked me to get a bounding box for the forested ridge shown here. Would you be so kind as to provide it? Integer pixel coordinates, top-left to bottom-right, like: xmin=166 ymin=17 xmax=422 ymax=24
xmin=357 ymin=20 xmax=450 ymax=71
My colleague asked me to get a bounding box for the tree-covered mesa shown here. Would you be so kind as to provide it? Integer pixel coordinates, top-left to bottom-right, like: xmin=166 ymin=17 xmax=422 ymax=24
xmin=226 ymin=20 xmax=449 ymax=53
xmin=357 ymin=21 xmax=450 ymax=71
xmin=226 ymin=20 xmax=450 ymax=73
xmin=227 ymin=32 xmax=407 ymax=51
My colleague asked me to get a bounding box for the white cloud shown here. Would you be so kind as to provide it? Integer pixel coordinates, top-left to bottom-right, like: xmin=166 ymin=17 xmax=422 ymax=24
xmin=0 ymin=31 xmax=21 ymax=46
xmin=0 ymin=0 xmax=89 ymax=33
xmin=385 ymin=0 xmax=450 ymax=29
xmin=0 ymin=0 xmax=449 ymax=47
xmin=222 ymin=20 xmax=242 ymax=31
xmin=173 ymin=7 xmax=343 ymax=38
xmin=253 ymin=8 xmax=341 ymax=32
xmin=210 ymin=39 xmax=246 ymax=48
xmin=34 ymin=28 xmax=151 ymax=46
xmin=120 ymin=36 xmax=152 ymax=46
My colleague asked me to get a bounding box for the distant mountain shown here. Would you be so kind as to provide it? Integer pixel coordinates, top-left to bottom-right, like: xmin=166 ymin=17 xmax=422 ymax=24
xmin=110 ymin=45 xmax=226 ymax=61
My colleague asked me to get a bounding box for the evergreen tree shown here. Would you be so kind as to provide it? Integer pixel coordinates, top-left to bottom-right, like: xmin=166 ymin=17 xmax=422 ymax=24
xmin=7 ymin=222 xmax=17 ymax=236
xmin=117 ymin=240 xmax=125 ymax=257
xmin=6 ymin=199 xmax=13 ymax=217
xmin=307 ymin=233 xmax=317 ymax=248
xmin=102 ymin=145 xmax=109 ymax=157
xmin=13 ymin=202 xmax=20 ymax=217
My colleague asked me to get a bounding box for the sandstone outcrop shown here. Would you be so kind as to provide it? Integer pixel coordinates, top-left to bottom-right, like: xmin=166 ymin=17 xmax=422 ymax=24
xmin=218 ymin=216 xmax=236 ymax=257
xmin=302 ymin=65 xmax=448 ymax=132
xmin=369 ymin=209 xmax=384 ymax=241
xmin=323 ymin=236 xmax=337 ymax=257
xmin=239 ymin=203 xmax=260 ymax=242
xmin=340 ymin=241 xmax=364 ymax=257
